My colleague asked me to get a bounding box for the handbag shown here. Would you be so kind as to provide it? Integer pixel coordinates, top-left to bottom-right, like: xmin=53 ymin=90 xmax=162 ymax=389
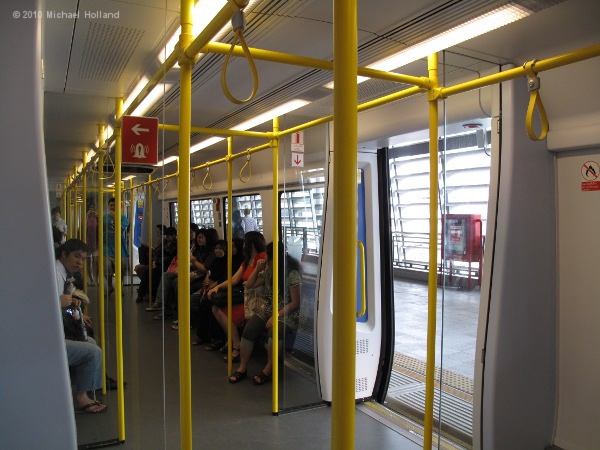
xmin=62 ymin=305 xmax=87 ymax=341
xmin=210 ymin=285 xmax=244 ymax=307
xmin=244 ymin=287 xmax=266 ymax=319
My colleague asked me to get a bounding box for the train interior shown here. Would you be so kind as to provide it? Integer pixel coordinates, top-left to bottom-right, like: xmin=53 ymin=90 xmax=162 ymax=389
xmin=2 ymin=0 xmax=600 ymax=449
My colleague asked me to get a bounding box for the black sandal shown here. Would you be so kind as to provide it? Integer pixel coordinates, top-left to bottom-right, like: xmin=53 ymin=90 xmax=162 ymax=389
xmin=252 ymin=371 xmax=272 ymax=385
xmin=228 ymin=370 xmax=246 ymax=384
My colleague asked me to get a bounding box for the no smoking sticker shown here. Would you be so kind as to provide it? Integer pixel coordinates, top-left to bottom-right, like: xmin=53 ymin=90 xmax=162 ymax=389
xmin=581 ymin=161 xmax=600 ymax=191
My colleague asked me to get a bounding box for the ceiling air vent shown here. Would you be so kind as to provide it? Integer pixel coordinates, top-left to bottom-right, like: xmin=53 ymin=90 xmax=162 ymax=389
xmin=78 ymin=22 xmax=144 ymax=83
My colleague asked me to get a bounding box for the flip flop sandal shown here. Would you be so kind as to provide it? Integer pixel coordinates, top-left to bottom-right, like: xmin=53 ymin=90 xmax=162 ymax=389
xmin=76 ymin=401 xmax=107 ymax=414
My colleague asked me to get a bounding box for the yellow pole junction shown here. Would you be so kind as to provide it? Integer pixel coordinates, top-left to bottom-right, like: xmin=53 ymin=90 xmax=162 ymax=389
xmin=424 ymin=53 xmax=439 ymax=450
xmin=271 ymin=117 xmax=279 ymax=415
xmin=332 ymin=1 xmax=357 ymax=449
xmin=177 ymin=1 xmax=194 ymax=448
xmin=114 ymin=97 xmax=126 ymax=442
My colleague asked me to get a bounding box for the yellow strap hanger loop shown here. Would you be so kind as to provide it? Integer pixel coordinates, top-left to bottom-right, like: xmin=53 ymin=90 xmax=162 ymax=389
xmin=220 ymin=10 xmax=259 ymax=105
xmin=523 ymin=60 xmax=549 ymax=141
xmin=99 ymin=152 xmax=115 ymax=180
xmin=191 ymin=170 xmax=199 ymax=192
xmin=239 ymin=150 xmax=252 ymax=183
xmin=202 ymin=167 xmax=213 ymax=190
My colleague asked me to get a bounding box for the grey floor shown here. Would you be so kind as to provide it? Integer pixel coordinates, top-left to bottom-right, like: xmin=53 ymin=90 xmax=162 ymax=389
xmin=394 ymin=278 xmax=480 ymax=380
xmin=75 ymin=281 xmax=425 ymax=450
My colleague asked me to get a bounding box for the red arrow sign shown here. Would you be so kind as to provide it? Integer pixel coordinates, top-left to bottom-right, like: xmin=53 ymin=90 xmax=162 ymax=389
xmin=122 ymin=116 xmax=158 ymax=165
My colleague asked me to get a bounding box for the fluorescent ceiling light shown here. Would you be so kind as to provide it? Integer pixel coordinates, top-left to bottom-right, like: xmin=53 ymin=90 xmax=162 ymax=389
xmin=190 ymin=136 xmax=225 ymax=154
xmin=131 ymin=83 xmax=173 ymax=116
xmin=155 ymin=155 xmax=179 ymax=167
xmin=123 ymin=77 xmax=149 ymax=113
xmin=157 ymin=99 xmax=309 ymax=165
xmin=231 ymin=99 xmax=309 ymax=132
xmin=122 ymin=175 xmax=136 ymax=181
xmin=187 ymin=99 xmax=309 ymax=155
xmin=325 ymin=4 xmax=531 ymax=88
xmin=159 ymin=0 xmax=227 ymax=64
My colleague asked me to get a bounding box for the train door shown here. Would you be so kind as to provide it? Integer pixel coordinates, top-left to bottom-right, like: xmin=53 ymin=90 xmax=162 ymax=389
xmin=316 ymin=150 xmax=384 ymax=402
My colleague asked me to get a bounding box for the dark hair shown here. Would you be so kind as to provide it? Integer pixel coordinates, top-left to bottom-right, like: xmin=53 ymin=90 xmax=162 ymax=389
xmin=197 ymin=228 xmax=218 ymax=251
xmin=51 ymin=206 xmax=61 ymax=215
xmin=190 ymin=222 xmax=200 ymax=236
xmin=156 ymin=224 xmax=167 ymax=234
xmin=232 ymin=237 xmax=244 ymax=256
xmin=108 ymin=197 xmax=115 ymax=204
xmin=58 ymin=239 xmax=88 ymax=257
xmin=243 ymin=231 xmax=266 ymax=267
xmin=232 ymin=210 xmax=241 ymax=222
xmin=266 ymin=241 xmax=301 ymax=292
xmin=165 ymin=226 xmax=177 ymax=236
xmin=214 ymin=239 xmax=227 ymax=252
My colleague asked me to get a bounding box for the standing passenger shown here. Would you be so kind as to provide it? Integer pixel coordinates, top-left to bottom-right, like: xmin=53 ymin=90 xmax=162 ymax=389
xmin=241 ymin=207 xmax=259 ymax=232
xmin=86 ymin=204 xmax=98 ymax=286
xmin=103 ymin=197 xmax=129 ymax=296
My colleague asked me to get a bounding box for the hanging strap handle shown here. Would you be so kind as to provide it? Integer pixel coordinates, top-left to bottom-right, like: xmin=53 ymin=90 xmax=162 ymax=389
xmin=220 ymin=10 xmax=259 ymax=105
xmin=202 ymin=167 xmax=213 ymax=190
xmin=239 ymin=150 xmax=252 ymax=183
xmin=523 ymin=60 xmax=549 ymax=141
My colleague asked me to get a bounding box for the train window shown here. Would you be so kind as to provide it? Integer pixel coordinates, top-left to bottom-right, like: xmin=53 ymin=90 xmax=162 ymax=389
xmin=280 ymin=185 xmax=324 ymax=257
xmin=223 ymin=194 xmax=263 ymax=233
xmin=169 ymin=198 xmax=215 ymax=229
xmin=191 ymin=199 xmax=215 ymax=228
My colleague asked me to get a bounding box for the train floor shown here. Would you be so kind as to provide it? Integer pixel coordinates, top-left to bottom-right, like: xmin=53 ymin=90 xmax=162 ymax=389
xmin=75 ymin=282 xmax=423 ymax=450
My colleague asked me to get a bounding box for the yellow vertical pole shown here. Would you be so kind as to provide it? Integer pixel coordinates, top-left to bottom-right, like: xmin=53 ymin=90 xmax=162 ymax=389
xmin=62 ymin=181 xmax=67 ymax=239
xmin=114 ymin=98 xmax=126 ymax=442
xmin=129 ymin=179 xmax=135 ymax=288
xmin=423 ymin=52 xmax=439 ymax=450
xmin=271 ymin=117 xmax=280 ymax=414
xmin=72 ymin=167 xmax=78 ymax=238
xmin=178 ymin=1 xmax=194 ymax=448
xmin=148 ymin=175 xmax=153 ymax=306
xmin=82 ymin=151 xmax=88 ymax=291
xmin=332 ymin=0 xmax=358 ymax=449
xmin=97 ymin=124 xmax=107 ymax=395
xmin=226 ymin=137 xmax=233 ymax=376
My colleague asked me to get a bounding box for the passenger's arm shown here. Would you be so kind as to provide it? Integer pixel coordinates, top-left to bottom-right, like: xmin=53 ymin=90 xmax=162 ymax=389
xmin=207 ymin=263 xmax=244 ymax=296
xmin=244 ymin=259 xmax=266 ymax=289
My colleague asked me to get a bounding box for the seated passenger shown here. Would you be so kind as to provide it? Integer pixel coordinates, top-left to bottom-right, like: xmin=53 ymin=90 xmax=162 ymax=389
xmin=148 ymin=223 xmax=202 ymax=317
xmin=56 ymin=239 xmax=107 ymax=414
xmin=208 ymin=231 xmax=266 ymax=364
xmin=228 ymin=242 xmax=301 ymax=384
xmin=191 ymin=238 xmax=244 ymax=346
xmin=135 ymin=224 xmax=167 ymax=283
xmin=137 ymin=226 xmax=177 ymax=303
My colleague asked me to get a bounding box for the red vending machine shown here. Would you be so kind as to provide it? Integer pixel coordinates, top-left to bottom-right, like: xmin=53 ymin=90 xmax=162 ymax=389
xmin=440 ymin=214 xmax=483 ymax=289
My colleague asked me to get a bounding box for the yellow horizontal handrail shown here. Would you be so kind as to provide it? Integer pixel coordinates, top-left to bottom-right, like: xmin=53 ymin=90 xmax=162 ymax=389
xmin=204 ymin=41 xmax=432 ymax=88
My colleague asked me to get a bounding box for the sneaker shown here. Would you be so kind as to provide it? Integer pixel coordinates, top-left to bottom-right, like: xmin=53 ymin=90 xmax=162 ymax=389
xmin=145 ymin=302 xmax=162 ymax=312
xmin=153 ymin=314 xmax=163 ymax=320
